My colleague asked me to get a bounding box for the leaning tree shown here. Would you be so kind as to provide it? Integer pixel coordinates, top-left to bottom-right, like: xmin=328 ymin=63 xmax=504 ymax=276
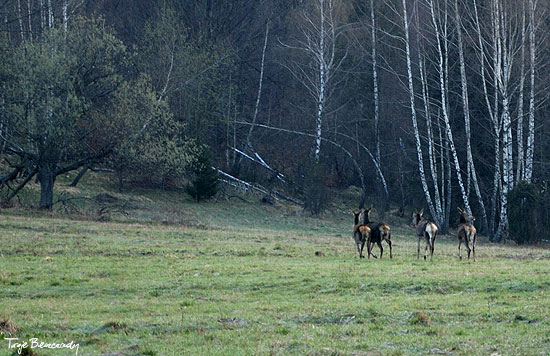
xmin=0 ymin=17 xmax=127 ymax=209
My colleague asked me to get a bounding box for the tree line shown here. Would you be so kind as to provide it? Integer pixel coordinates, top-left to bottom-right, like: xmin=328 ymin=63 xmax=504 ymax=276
xmin=0 ymin=0 xmax=549 ymax=243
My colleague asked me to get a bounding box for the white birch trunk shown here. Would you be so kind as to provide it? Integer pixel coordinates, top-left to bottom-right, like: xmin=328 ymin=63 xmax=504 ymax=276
xmin=282 ymin=0 xmax=347 ymax=165
xmin=516 ymin=2 xmax=527 ymax=183
xmin=47 ymin=0 xmax=53 ymax=28
xmin=63 ymin=0 xmax=68 ymax=31
xmin=239 ymin=21 xmax=269 ymax=169
xmin=370 ymin=0 xmax=380 ymax=165
xmin=27 ymin=0 xmax=33 ymax=42
xmin=494 ymin=0 xmax=514 ymax=242
xmin=39 ymin=0 xmax=44 ymax=30
xmin=314 ymin=0 xmax=326 ymax=163
xmin=525 ymin=0 xmax=536 ymax=183
xmin=489 ymin=0 xmax=502 ymax=237
xmin=4 ymin=14 xmax=9 ymax=42
xmin=445 ymin=131 xmax=452 ymax=230
xmin=17 ymin=0 xmax=25 ymax=41
xmin=402 ymin=0 xmax=439 ymax=226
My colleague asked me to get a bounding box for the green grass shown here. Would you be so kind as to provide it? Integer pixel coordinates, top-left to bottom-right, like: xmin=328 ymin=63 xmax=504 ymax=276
xmin=1 ymin=175 xmax=550 ymax=355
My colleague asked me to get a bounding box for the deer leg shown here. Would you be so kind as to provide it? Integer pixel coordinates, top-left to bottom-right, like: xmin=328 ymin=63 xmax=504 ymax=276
xmin=424 ymin=233 xmax=430 ymax=260
xmin=458 ymin=239 xmax=462 ymax=260
xmin=377 ymin=240 xmax=383 ymax=259
xmin=355 ymin=234 xmax=362 ymax=258
xmin=354 ymin=232 xmax=363 ymax=258
xmin=466 ymin=232 xmax=472 ymax=259
xmin=473 ymin=233 xmax=477 ymax=261
xmin=431 ymin=232 xmax=437 ymax=261
xmin=417 ymin=237 xmax=421 ymax=259
xmin=368 ymin=241 xmax=377 ymax=259
xmin=386 ymin=236 xmax=393 ymax=259
xmin=367 ymin=236 xmax=372 ymax=259
xmin=428 ymin=235 xmax=435 ymax=261
xmin=360 ymin=239 xmax=365 ymax=259
xmin=424 ymin=241 xmax=430 ymax=261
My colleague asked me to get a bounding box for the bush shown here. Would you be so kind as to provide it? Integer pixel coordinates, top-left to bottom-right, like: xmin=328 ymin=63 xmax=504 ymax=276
xmin=507 ymin=181 xmax=538 ymax=244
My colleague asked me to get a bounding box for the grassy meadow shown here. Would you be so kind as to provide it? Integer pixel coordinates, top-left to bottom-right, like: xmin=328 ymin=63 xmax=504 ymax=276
xmin=1 ymin=174 xmax=550 ymax=355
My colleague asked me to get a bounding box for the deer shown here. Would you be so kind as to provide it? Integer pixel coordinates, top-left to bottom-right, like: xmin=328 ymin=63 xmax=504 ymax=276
xmin=363 ymin=206 xmax=392 ymax=259
xmin=352 ymin=210 xmax=371 ymax=258
xmin=411 ymin=209 xmax=438 ymax=261
xmin=457 ymin=207 xmax=477 ymax=261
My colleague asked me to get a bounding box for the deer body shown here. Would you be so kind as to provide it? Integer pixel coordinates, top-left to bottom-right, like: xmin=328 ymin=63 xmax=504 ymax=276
xmin=412 ymin=209 xmax=438 ymax=261
xmin=352 ymin=211 xmax=371 ymax=258
xmin=457 ymin=207 xmax=477 ymax=260
xmin=364 ymin=207 xmax=392 ymax=259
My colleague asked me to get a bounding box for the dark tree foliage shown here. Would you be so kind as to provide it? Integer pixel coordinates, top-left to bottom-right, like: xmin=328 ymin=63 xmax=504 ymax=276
xmin=507 ymin=182 xmax=538 ymax=244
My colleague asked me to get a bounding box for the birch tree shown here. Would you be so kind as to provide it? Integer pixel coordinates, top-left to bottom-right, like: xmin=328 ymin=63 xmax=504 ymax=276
xmin=454 ymin=0 xmax=488 ymax=233
xmin=416 ymin=8 xmax=445 ymax=230
xmin=471 ymin=0 xmax=501 ymax=236
xmin=524 ymin=0 xmax=537 ymax=183
xmin=370 ymin=0 xmax=380 ymax=166
xmin=234 ymin=21 xmax=269 ymax=173
xmin=427 ymin=0 xmax=471 ymax=216
xmin=401 ymin=0 xmax=440 ymax=227
xmin=516 ymin=1 xmax=527 ymax=184
xmin=282 ymin=0 xmax=350 ymax=163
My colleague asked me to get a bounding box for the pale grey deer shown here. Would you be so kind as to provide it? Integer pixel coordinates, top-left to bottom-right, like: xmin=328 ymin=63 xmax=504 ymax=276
xmin=411 ymin=209 xmax=438 ymax=261
xmin=457 ymin=207 xmax=477 ymax=261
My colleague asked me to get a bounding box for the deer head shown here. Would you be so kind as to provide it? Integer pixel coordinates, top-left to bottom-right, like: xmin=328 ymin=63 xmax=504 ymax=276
xmin=411 ymin=208 xmax=423 ymax=226
xmin=364 ymin=206 xmax=373 ymax=224
xmin=457 ymin=207 xmax=475 ymax=226
xmin=352 ymin=209 xmax=363 ymax=226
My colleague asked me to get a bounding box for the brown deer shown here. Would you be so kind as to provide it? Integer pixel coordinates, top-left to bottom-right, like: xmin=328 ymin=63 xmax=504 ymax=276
xmin=411 ymin=209 xmax=438 ymax=261
xmin=363 ymin=207 xmax=392 ymax=259
xmin=352 ymin=210 xmax=371 ymax=258
xmin=457 ymin=207 xmax=477 ymax=261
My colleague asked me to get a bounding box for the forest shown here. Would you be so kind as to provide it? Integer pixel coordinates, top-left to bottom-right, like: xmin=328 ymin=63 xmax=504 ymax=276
xmin=1 ymin=0 xmax=549 ymax=243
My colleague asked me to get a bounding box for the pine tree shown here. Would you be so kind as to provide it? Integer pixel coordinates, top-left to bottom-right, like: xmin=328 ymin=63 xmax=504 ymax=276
xmin=186 ymin=148 xmax=218 ymax=202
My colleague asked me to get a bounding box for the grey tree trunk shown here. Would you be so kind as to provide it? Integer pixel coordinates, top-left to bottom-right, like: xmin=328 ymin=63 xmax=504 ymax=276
xmin=38 ymin=162 xmax=55 ymax=209
xmin=70 ymin=166 xmax=88 ymax=187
